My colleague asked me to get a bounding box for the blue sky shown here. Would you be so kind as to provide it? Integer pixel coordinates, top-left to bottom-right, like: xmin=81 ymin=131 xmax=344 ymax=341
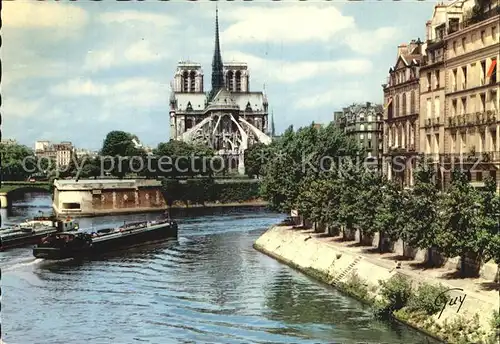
xmin=3 ymin=1 xmax=437 ymax=151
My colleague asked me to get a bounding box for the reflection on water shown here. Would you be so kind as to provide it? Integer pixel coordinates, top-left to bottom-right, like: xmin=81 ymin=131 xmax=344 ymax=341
xmin=1 ymin=192 xmax=439 ymax=344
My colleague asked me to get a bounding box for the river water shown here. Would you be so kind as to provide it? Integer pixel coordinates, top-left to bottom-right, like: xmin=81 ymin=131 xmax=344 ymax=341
xmin=1 ymin=193 xmax=439 ymax=344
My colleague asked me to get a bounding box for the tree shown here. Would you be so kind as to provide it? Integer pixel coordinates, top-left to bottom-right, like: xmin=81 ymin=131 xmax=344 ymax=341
xmin=374 ymin=179 xmax=407 ymax=252
xmin=244 ymin=142 xmax=268 ymax=178
xmin=0 ymin=143 xmax=36 ymax=180
xmin=402 ymin=165 xmax=442 ymax=264
xmin=337 ymin=159 xmax=361 ymax=240
xmin=100 ymin=131 xmax=146 ymax=178
xmin=153 ymin=140 xmax=216 ymax=178
xmin=478 ymin=177 xmax=500 ymax=265
xmin=437 ymin=170 xmax=486 ymax=276
xmin=353 ymin=169 xmax=384 ymax=244
xmin=101 ymin=131 xmax=143 ymax=157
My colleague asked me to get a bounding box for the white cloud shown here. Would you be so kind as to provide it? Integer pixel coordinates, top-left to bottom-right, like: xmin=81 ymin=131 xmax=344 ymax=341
xmin=84 ymin=39 xmax=167 ymax=71
xmin=221 ymin=6 xmax=354 ymax=44
xmin=3 ymin=1 xmax=88 ymax=29
xmin=50 ymin=77 xmax=169 ymax=109
xmin=224 ymin=51 xmax=371 ymax=84
xmin=293 ymin=83 xmax=367 ymax=110
xmin=98 ymin=10 xmax=178 ymax=27
xmin=344 ymin=27 xmax=401 ymax=54
xmin=3 ymin=97 xmax=44 ymax=119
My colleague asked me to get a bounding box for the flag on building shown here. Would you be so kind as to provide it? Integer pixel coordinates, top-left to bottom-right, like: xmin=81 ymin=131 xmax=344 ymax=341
xmin=487 ymin=59 xmax=497 ymax=78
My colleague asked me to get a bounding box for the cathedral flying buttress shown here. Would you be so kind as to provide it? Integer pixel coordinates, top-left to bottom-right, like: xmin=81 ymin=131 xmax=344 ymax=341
xmin=168 ymin=8 xmax=272 ymax=174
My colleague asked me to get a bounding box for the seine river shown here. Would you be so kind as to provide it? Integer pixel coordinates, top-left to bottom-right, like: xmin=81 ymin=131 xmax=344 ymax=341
xmin=0 ymin=193 xmax=439 ymax=344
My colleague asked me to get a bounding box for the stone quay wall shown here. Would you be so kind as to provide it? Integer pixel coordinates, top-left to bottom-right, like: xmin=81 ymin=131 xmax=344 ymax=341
xmin=254 ymin=225 xmax=499 ymax=343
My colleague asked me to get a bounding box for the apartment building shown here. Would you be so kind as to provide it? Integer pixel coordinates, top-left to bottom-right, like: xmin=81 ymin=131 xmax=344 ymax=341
xmin=382 ymin=39 xmax=423 ymax=187
xmin=440 ymin=0 xmax=500 ymax=186
xmin=35 ymin=140 xmax=75 ymax=168
xmin=334 ymin=102 xmax=384 ymax=167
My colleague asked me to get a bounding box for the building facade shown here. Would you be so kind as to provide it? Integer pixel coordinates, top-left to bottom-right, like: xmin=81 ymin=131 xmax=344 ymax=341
xmin=420 ymin=0 xmax=499 ymax=188
xmin=169 ymin=9 xmax=272 ymax=174
xmin=334 ymin=102 xmax=384 ymax=165
xmin=382 ymin=40 xmax=423 ymax=187
xmin=35 ymin=140 xmax=74 ymax=168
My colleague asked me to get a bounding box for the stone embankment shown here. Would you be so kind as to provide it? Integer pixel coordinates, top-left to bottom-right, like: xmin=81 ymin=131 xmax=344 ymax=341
xmin=254 ymin=225 xmax=499 ymax=343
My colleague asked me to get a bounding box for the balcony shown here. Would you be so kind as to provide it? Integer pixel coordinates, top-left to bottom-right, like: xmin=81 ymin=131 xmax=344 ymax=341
xmin=461 ymin=7 xmax=500 ymax=30
xmin=447 ymin=110 xmax=498 ymax=128
xmin=440 ymin=151 xmax=500 ymax=164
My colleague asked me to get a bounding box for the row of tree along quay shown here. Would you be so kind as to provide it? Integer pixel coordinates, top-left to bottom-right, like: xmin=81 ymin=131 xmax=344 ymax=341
xmin=244 ymin=122 xmax=500 ymax=343
xmin=0 ymin=131 xmax=262 ymax=206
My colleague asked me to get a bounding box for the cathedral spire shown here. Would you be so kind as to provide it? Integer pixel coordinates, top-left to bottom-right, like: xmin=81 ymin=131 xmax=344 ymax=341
xmin=209 ymin=5 xmax=224 ymax=101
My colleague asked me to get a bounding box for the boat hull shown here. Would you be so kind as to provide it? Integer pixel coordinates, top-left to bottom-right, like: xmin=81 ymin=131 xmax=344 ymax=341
xmin=33 ymin=222 xmax=178 ymax=260
xmin=1 ymin=230 xmax=58 ymax=251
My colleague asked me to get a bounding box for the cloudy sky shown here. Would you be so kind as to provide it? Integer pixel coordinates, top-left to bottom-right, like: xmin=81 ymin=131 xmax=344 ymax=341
xmin=3 ymin=1 xmax=437 ymax=151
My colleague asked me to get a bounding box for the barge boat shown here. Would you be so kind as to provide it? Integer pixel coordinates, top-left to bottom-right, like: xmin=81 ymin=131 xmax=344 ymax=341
xmin=0 ymin=216 xmax=79 ymax=251
xmin=33 ymin=218 xmax=178 ymax=260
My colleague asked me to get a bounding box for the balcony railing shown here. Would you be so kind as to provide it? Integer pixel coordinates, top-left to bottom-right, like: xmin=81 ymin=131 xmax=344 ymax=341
xmin=447 ymin=110 xmax=498 ymax=128
xmin=461 ymin=7 xmax=500 ymax=30
xmin=438 ymin=151 xmax=500 ymax=164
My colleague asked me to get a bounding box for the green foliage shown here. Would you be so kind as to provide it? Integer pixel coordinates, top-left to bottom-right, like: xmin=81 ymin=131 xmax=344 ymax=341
xmin=353 ymin=169 xmax=384 ymax=239
xmin=244 ymin=142 xmax=269 ymax=178
xmin=0 ymin=143 xmax=36 ymax=180
xmin=437 ymin=171 xmax=491 ymax=275
xmin=337 ymin=273 xmax=372 ymax=303
xmin=152 ymin=140 xmax=216 ymax=178
xmin=492 ymin=310 xmax=500 ymax=330
xmin=406 ymin=283 xmax=449 ymax=315
xmin=100 ymin=131 xmax=144 ymax=157
xmin=376 ymin=274 xmax=413 ymax=315
xmin=373 ymin=180 xmax=406 ymax=250
xmin=402 ymin=165 xmax=442 ymax=250
xmin=161 ymin=179 xmax=260 ymax=205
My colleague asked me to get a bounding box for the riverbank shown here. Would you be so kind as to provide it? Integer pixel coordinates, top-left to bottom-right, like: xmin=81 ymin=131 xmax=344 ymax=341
xmin=53 ymin=200 xmax=268 ymax=218
xmin=254 ymin=225 xmax=499 ymax=344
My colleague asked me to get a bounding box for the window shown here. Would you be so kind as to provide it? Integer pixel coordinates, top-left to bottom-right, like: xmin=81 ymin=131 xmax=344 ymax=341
xmin=462 ymin=37 xmax=466 ymax=52
xmin=452 ymin=69 xmax=458 ymax=91
xmin=452 ymin=41 xmax=457 ymax=53
xmin=435 ymin=70 xmax=440 ymax=88
xmin=481 ymin=30 xmax=486 ymax=44
xmin=434 ymin=96 xmax=440 ymax=118
xmin=480 ymin=60 xmax=486 ymax=85
xmin=360 ymin=134 xmax=364 ymax=140
xmin=426 ymin=98 xmax=432 ymax=119
xmin=477 ymin=171 xmax=483 ymax=182
xmin=490 ymin=58 xmax=497 ymax=84
xmin=368 ymin=124 xmax=372 ymax=131
xmin=427 ymin=72 xmax=431 ymax=91
xmin=462 ymin=66 xmax=467 ymax=89
xmin=452 ymin=99 xmax=458 ymax=116
xmin=480 ymin=93 xmax=486 ymax=112
xmin=492 ymin=26 xmax=497 ymax=40
xmin=491 ymin=90 xmax=498 ymax=111
xmin=461 ymin=97 xmax=467 ymax=115
xmin=490 ymin=170 xmax=497 ymax=181
xmin=368 ymin=139 xmax=372 ymax=147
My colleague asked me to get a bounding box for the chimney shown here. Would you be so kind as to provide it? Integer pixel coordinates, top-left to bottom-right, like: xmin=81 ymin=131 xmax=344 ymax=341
xmin=397 ymin=43 xmax=408 ymax=58
xmin=366 ymin=102 xmax=371 ymax=108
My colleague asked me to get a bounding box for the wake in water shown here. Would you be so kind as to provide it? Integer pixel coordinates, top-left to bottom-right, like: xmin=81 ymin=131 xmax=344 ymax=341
xmin=1 ymin=257 xmax=74 ymax=272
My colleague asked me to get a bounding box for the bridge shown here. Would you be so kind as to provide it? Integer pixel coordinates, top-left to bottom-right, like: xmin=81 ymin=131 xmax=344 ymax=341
xmin=0 ymin=181 xmax=52 ymax=208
